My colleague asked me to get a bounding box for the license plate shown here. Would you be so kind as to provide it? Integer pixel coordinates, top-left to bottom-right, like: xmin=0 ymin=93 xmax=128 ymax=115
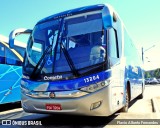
xmin=46 ymin=104 xmax=62 ymax=110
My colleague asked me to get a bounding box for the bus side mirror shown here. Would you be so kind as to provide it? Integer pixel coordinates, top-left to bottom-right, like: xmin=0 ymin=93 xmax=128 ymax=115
xmin=9 ymin=28 xmax=32 ymax=48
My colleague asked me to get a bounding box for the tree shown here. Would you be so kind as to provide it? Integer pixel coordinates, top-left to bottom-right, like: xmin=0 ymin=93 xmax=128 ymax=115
xmin=145 ymin=71 xmax=151 ymax=78
xmin=154 ymin=68 xmax=160 ymax=78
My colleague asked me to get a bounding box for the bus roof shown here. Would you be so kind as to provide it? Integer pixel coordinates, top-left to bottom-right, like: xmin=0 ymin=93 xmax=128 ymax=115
xmin=37 ymin=4 xmax=107 ymax=25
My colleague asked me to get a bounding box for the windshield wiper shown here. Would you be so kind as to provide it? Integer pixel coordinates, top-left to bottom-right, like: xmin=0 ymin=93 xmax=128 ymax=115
xmin=30 ymin=45 xmax=52 ymax=79
xmin=30 ymin=18 xmax=79 ymax=79
xmin=60 ymin=42 xmax=79 ymax=77
xmin=58 ymin=18 xmax=79 ymax=77
xmin=30 ymin=20 xmax=61 ymax=79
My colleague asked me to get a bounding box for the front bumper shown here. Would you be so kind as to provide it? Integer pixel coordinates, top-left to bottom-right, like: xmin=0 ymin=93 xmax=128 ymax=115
xmin=21 ymin=86 xmax=113 ymax=116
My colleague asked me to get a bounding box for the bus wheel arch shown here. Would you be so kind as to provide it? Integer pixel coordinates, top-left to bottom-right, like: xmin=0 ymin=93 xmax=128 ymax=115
xmin=120 ymin=81 xmax=130 ymax=112
xmin=137 ymin=83 xmax=144 ymax=99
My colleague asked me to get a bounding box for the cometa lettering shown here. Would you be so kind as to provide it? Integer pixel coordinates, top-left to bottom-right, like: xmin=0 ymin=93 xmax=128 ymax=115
xmin=44 ymin=75 xmax=62 ymax=80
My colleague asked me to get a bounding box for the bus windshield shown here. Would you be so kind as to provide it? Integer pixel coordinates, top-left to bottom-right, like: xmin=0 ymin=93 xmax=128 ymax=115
xmin=24 ymin=12 xmax=107 ymax=80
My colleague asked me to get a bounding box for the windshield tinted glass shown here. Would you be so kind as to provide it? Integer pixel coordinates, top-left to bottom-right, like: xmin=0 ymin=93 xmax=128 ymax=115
xmin=56 ymin=31 xmax=105 ymax=72
xmin=24 ymin=19 xmax=61 ymax=74
xmin=24 ymin=12 xmax=107 ymax=79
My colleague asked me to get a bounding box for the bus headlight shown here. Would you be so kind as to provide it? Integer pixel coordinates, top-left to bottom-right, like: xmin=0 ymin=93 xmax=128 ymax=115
xmin=26 ymin=91 xmax=49 ymax=98
xmin=21 ymin=86 xmax=49 ymax=98
xmin=80 ymin=79 xmax=111 ymax=93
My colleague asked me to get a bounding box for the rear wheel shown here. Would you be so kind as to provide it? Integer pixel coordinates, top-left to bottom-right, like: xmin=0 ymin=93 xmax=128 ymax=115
xmin=120 ymin=88 xmax=129 ymax=112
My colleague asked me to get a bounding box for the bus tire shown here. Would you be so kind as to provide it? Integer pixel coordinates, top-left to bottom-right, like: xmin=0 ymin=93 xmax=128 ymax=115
xmin=120 ymin=88 xmax=129 ymax=112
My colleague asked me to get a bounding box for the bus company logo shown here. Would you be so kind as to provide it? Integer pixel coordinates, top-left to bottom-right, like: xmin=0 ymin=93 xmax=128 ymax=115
xmin=49 ymin=92 xmax=55 ymax=98
xmin=44 ymin=75 xmax=62 ymax=81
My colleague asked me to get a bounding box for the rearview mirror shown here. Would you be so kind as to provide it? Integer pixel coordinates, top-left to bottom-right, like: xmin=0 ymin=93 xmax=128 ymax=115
xmin=9 ymin=28 xmax=32 ymax=48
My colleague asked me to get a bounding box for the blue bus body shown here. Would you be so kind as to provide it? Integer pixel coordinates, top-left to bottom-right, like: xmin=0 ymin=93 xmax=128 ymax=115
xmin=9 ymin=4 xmax=144 ymax=116
xmin=0 ymin=64 xmax=21 ymax=104
xmin=0 ymin=36 xmax=25 ymax=104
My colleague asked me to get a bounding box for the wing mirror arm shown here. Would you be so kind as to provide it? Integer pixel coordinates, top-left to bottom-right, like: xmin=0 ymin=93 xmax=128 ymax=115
xmin=9 ymin=28 xmax=32 ymax=48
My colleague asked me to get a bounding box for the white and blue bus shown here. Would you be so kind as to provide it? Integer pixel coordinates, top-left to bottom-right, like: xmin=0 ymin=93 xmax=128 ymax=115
xmin=0 ymin=35 xmax=25 ymax=104
xmin=9 ymin=4 xmax=144 ymax=116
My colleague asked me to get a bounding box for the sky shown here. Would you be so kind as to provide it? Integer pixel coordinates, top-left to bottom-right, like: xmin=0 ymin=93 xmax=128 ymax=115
xmin=0 ymin=0 xmax=160 ymax=70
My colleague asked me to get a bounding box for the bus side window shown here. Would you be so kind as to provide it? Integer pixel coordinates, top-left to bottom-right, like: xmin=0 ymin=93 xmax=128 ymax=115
xmin=5 ymin=47 xmax=22 ymax=66
xmin=108 ymin=28 xmax=119 ymax=66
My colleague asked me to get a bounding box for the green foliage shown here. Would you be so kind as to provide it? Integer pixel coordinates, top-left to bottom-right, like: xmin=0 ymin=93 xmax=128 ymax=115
xmin=145 ymin=71 xmax=151 ymax=78
xmin=145 ymin=68 xmax=160 ymax=78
